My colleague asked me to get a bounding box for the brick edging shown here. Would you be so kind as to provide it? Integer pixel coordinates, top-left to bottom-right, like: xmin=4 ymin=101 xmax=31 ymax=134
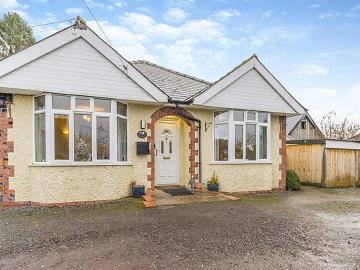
xmin=0 ymin=94 xmax=15 ymax=203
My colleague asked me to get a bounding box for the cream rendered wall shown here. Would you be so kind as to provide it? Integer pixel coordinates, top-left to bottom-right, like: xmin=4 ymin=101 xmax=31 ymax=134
xmin=187 ymin=109 xmax=281 ymax=192
xmin=8 ymin=96 xmax=282 ymax=203
xmin=8 ymin=95 xmax=158 ymax=203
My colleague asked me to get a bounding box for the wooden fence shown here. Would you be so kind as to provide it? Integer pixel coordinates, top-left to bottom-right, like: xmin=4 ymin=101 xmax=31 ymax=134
xmin=286 ymin=141 xmax=359 ymax=188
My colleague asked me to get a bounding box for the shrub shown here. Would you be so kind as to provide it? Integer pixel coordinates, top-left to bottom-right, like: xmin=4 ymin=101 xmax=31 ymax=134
xmin=286 ymin=170 xmax=301 ymax=190
xmin=209 ymin=171 xmax=219 ymax=184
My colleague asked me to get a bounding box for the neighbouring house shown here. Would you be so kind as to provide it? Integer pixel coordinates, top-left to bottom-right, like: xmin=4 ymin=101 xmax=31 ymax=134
xmin=0 ymin=21 xmax=306 ymax=207
xmin=286 ymin=111 xmax=323 ymax=140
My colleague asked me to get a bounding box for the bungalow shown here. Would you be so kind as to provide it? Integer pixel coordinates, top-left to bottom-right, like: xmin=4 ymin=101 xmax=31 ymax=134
xmin=0 ymin=20 xmax=305 ymax=206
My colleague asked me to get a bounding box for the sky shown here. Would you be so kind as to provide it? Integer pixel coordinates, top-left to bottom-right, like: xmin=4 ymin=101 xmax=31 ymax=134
xmin=1 ymin=0 xmax=360 ymax=123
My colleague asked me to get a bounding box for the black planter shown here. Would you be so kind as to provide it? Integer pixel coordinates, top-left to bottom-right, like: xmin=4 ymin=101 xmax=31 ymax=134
xmin=132 ymin=186 xmax=145 ymax=198
xmin=207 ymin=183 xmax=219 ymax=192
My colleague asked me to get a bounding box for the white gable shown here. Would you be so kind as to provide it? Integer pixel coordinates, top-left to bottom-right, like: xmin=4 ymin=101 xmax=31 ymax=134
xmin=204 ymin=68 xmax=294 ymax=113
xmin=0 ymin=37 xmax=156 ymax=102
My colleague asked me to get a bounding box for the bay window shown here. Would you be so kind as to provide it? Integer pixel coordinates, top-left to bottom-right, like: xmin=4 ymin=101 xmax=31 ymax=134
xmin=213 ymin=110 xmax=270 ymax=163
xmin=33 ymin=94 xmax=128 ymax=165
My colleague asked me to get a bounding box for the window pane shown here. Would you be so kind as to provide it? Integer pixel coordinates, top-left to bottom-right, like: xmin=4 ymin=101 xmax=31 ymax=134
xmin=246 ymin=124 xmax=256 ymax=160
xmin=160 ymin=141 xmax=164 ymax=155
xmin=259 ymin=126 xmax=267 ymax=159
xmin=75 ymin=98 xmax=90 ymax=110
xmin=235 ymin=125 xmax=243 ymax=159
xmin=214 ymin=124 xmax=228 ymax=161
xmin=35 ymin=113 xmax=46 ymax=162
xmin=258 ymin=112 xmax=268 ymax=123
xmin=214 ymin=111 xmax=228 ymax=122
xmin=247 ymin=112 xmax=256 ymax=121
xmin=95 ymin=99 xmax=111 ymax=112
xmin=74 ymin=114 xmax=92 ymax=162
xmin=234 ymin=110 xmax=244 ymax=121
xmin=54 ymin=115 xmax=69 ymax=160
xmin=169 ymin=141 xmax=173 ymax=155
xmin=53 ymin=95 xmax=71 ymax=110
xmin=117 ymin=102 xmax=127 ymax=116
xmin=117 ymin=118 xmax=127 ymax=162
xmin=97 ymin=117 xmax=110 ymax=160
xmin=34 ymin=96 xmax=45 ymax=111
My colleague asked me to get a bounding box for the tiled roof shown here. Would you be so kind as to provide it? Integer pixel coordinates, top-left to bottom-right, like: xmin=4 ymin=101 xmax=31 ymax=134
xmin=131 ymin=60 xmax=210 ymax=101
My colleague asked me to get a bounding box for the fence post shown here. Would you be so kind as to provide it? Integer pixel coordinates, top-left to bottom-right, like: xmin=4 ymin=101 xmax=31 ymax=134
xmin=355 ymin=150 xmax=359 ymax=188
xmin=321 ymin=145 xmax=327 ymax=188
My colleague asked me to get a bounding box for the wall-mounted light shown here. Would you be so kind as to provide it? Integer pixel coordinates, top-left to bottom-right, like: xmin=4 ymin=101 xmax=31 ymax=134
xmin=62 ymin=130 xmax=69 ymax=135
xmin=140 ymin=120 xmax=146 ymax=129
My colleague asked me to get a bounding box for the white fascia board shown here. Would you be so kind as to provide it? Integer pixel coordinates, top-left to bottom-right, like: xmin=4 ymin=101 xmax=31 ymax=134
xmin=80 ymin=29 xmax=168 ymax=103
xmin=193 ymin=58 xmax=255 ymax=104
xmin=0 ymin=28 xmax=79 ymax=78
xmin=326 ymin=140 xmax=360 ymax=150
xmin=254 ymin=58 xmax=305 ymax=115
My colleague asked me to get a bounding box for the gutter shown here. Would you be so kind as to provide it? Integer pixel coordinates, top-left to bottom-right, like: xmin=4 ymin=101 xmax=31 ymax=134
xmin=168 ymin=98 xmax=202 ymax=184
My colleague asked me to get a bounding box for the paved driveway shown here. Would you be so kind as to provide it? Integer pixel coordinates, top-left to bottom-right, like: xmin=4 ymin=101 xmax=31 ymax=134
xmin=0 ymin=187 xmax=359 ymax=269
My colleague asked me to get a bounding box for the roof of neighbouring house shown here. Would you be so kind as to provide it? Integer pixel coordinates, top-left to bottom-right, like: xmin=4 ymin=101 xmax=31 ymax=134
xmin=131 ymin=60 xmax=211 ymax=101
xmin=286 ymin=111 xmax=319 ymax=135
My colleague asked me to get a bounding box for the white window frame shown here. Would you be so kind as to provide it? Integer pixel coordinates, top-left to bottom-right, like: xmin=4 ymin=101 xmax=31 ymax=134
xmin=213 ymin=110 xmax=271 ymax=164
xmin=32 ymin=93 xmax=130 ymax=166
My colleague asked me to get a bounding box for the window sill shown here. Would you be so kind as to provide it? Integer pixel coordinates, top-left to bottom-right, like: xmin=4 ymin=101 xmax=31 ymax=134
xmin=210 ymin=161 xmax=272 ymax=165
xmin=29 ymin=163 xmax=133 ymax=167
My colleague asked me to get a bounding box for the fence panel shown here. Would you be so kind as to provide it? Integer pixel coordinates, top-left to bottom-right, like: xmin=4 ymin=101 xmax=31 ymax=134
xmin=326 ymin=149 xmax=356 ymax=187
xmin=286 ymin=144 xmax=323 ymax=184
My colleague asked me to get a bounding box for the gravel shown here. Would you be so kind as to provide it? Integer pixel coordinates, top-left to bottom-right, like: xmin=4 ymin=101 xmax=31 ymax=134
xmin=0 ymin=187 xmax=359 ymax=269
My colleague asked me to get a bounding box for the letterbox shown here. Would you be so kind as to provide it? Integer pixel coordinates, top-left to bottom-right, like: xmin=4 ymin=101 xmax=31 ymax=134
xmin=136 ymin=142 xmax=150 ymax=155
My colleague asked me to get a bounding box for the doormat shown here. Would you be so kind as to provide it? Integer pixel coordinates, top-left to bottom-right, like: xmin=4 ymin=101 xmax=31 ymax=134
xmin=162 ymin=188 xmax=194 ymax=196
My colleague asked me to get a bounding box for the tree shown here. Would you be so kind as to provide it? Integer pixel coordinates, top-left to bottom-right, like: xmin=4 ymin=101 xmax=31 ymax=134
xmin=319 ymin=110 xmax=360 ymax=140
xmin=0 ymin=12 xmax=36 ymax=58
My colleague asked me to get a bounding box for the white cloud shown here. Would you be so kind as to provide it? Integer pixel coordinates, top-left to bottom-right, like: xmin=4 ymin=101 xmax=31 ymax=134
xmin=181 ymin=20 xmax=225 ymax=41
xmin=155 ymin=39 xmax=198 ymax=71
xmin=318 ymin=11 xmax=342 ymax=19
xmin=249 ymin=26 xmax=312 ymax=46
xmin=0 ymin=0 xmax=28 ymax=10
xmin=85 ymin=0 xmax=105 ymax=8
xmin=45 ymin=12 xmax=54 ymax=17
xmin=120 ymin=13 xmax=181 ymax=40
xmin=315 ymin=50 xmax=341 ymax=58
xmin=86 ymin=20 xmax=153 ymax=61
xmin=35 ymin=0 xmax=47 ymax=2
xmin=65 ymin=8 xmax=84 ymax=15
xmin=166 ymin=0 xmax=195 ymax=7
xmin=308 ymin=4 xmax=320 ymax=8
xmin=212 ymin=9 xmax=241 ymax=21
xmin=164 ymin=8 xmax=187 ymax=23
xmin=350 ymin=82 xmax=360 ymax=92
xmin=262 ymin=10 xmax=274 ymax=18
xmin=115 ymin=1 xmax=128 ymax=8
xmin=350 ymin=48 xmax=360 ymax=56
xmin=291 ymin=63 xmax=329 ymax=76
xmin=351 ymin=5 xmax=360 ymax=11
xmin=308 ymin=88 xmax=337 ymax=96
xmin=346 ymin=13 xmax=358 ymax=18
xmin=107 ymin=5 xmax=114 ymax=11
xmin=138 ymin=7 xmax=151 ymax=13
xmin=280 ymin=11 xmax=287 ymax=16
xmin=217 ymin=37 xmax=246 ymax=48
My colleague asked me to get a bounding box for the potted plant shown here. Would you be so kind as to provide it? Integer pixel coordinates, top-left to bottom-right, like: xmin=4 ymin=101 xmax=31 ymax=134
xmin=130 ymin=181 xmax=145 ymax=198
xmin=207 ymin=171 xmax=219 ymax=192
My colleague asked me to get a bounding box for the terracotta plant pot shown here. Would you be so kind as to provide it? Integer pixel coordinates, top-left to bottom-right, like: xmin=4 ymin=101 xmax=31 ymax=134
xmin=194 ymin=182 xmax=202 ymax=189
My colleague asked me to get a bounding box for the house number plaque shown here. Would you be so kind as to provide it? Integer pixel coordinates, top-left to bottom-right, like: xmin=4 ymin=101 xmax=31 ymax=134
xmin=137 ymin=130 xmax=147 ymax=138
